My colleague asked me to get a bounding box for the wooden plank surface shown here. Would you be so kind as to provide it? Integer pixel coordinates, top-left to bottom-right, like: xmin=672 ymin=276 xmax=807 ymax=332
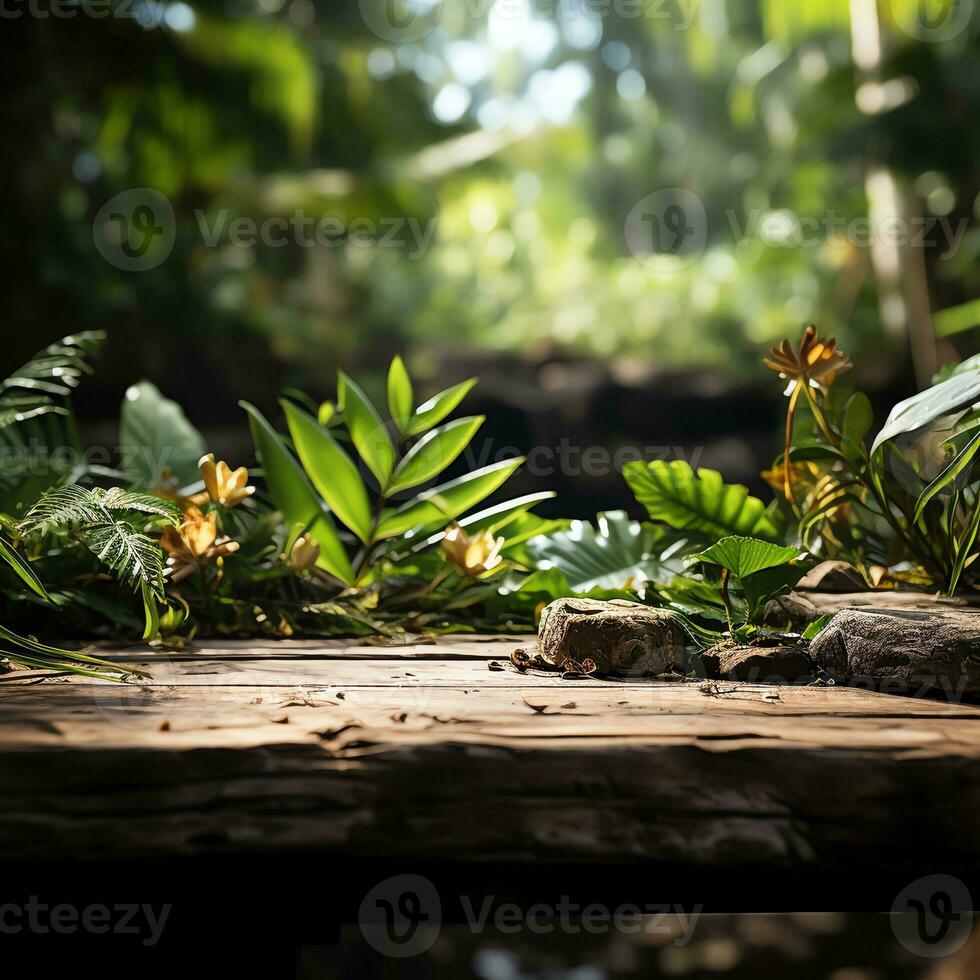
xmin=2 ymin=635 xmax=980 ymax=873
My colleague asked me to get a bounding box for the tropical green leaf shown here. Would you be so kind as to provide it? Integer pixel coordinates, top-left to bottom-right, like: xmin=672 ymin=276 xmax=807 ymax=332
xmin=694 ymin=536 xmax=804 ymax=579
xmin=120 ymin=381 xmax=207 ymax=489
xmin=387 ymin=356 xmax=414 ymax=432
xmin=0 ymin=535 xmax=50 ymax=600
xmin=409 ymin=492 xmax=557 ymax=554
xmin=0 ymin=331 xmax=104 ymax=423
xmin=949 ymin=499 xmax=980 ymax=594
xmin=871 ymin=365 xmax=980 ymax=456
xmin=241 ymin=401 xmax=355 ymax=585
xmin=913 ymin=428 xmax=980 ymax=524
xmin=695 ymin=535 xmax=808 ymax=619
xmin=375 ymin=458 xmax=524 ymax=539
xmin=740 ymin=563 xmax=808 ymax=618
xmin=281 ymin=399 xmax=373 ymax=544
xmin=841 ymin=392 xmax=873 ymax=459
xmin=624 ymin=460 xmax=781 ymax=539
xmin=404 ymin=378 xmax=477 ymax=436
xmin=338 ymin=372 xmax=395 ymax=486
xmin=387 ymin=416 xmax=484 ymax=494
xmin=527 ymin=511 xmax=688 ymax=592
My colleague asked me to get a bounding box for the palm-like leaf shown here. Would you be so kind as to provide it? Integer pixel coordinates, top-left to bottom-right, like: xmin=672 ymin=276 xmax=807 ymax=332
xmin=526 ymin=511 xmax=690 ymax=592
xmin=624 ymin=460 xmax=782 ymax=540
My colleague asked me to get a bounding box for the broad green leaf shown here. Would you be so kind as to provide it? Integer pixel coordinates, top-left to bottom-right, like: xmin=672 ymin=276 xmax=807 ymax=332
xmin=913 ymin=428 xmax=980 ymax=524
xmin=0 ymin=535 xmax=51 ymax=600
xmin=318 ymin=401 xmax=335 ymax=427
xmin=282 ymin=400 xmax=373 ymax=545
xmin=841 ymin=392 xmax=873 ymax=458
xmin=375 ymin=457 xmax=523 ymax=539
xmin=405 ymin=378 xmax=477 ymax=436
xmin=740 ymin=563 xmax=808 ymax=618
xmin=694 ymin=536 xmax=804 ymax=579
xmin=624 ymin=460 xmax=781 ymax=539
xmin=871 ymin=365 xmax=980 ymax=456
xmin=120 ymin=381 xmax=207 ymax=489
xmin=387 ymin=356 xmax=414 ymax=432
xmin=387 ymin=416 xmax=484 ymax=495
xmin=527 ymin=510 xmax=687 ymax=592
xmin=338 ymin=372 xmax=395 ymax=486
xmin=241 ymin=401 xmax=355 ymax=584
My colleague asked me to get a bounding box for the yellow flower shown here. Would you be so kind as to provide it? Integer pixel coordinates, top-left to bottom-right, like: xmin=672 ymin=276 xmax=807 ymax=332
xmin=764 ymin=326 xmax=852 ymax=501
xmin=764 ymin=325 xmax=852 ymax=393
xmin=289 ymin=534 xmax=320 ymax=572
xmin=161 ymin=507 xmax=239 ymax=581
xmin=441 ymin=524 xmax=505 ymax=577
xmin=198 ymin=454 xmax=255 ymax=508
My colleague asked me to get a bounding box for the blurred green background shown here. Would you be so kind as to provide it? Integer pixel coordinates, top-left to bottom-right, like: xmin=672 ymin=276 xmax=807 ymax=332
xmin=3 ymin=0 xmax=979 ymax=514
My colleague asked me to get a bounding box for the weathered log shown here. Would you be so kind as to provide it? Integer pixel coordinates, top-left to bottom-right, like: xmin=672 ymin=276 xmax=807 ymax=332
xmin=535 ymin=598 xmax=686 ymax=675
xmin=809 ymin=608 xmax=980 ymax=694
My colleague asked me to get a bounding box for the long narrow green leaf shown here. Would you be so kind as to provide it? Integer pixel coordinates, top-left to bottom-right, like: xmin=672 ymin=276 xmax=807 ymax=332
xmin=409 ymin=492 xmax=557 ymax=554
xmin=388 ymin=416 xmax=484 ymax=494
xmin=0 ymin=536 xmax=50 ymax=600
xmin=913 ymin=428 xmax=980 ymax=524
xmin=376 ymin=458 xmax=524 ymax=540
xmin=405 ymin=378 xmax=477 ymax=436
xmin=339 ymin=372 xmax=395 ymax=487
xmin=949 ymin=498 xmax=980 ymax=595
xmin=241 ymin=401 xmax=355 ymax=584
xmin=387 ymin=356 xmax=414 ymax=433
xmin=281 ymin=399 xmax=373 ymax=544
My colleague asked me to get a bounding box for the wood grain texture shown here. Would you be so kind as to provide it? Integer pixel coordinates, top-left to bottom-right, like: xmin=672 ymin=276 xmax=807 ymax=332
xmin=2 ymin=635 xmax=980 ymax=873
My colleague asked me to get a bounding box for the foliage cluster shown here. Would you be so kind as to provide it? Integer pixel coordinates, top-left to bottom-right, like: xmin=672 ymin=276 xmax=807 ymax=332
xmin=1 ymin=328 xmax=977 ymax=680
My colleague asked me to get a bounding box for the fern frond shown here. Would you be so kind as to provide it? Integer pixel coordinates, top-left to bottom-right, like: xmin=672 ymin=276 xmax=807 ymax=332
xmin=18 ymin=484 xmax=176 ymax=600
xmin=98 ymin=487 xmax=182 ymax=523
xmin=19 ymin=484 xmax=104 ymax=535
xmin=84 ymin=520 xmax=168 ymax=599
xmin=0 ymin=332 xmax=105 ymax=409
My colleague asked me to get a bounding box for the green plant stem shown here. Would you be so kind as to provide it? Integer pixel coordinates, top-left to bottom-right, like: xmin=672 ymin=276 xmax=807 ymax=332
xmin=719 ymin=568 xmax=736 ymax=635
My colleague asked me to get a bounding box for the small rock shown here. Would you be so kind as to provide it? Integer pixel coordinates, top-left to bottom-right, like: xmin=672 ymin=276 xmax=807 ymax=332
xmin=810 ymin=608 xmax=980 ymax=694
xmin=711 ymin=645 xmax=814 ymax=683
xmin=535 ymin=597 xmax=685 ymax=675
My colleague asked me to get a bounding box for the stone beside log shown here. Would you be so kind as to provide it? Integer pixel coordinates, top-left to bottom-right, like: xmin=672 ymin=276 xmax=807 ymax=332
xmin=535 ymin=598 xmax=686 ymax=675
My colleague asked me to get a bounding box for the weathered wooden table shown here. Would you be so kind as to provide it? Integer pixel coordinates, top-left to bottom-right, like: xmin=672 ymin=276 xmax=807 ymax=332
xmin=2 ymin=632 xmax=980 ymax=914
xmin=7 ymin=634 xmax=976 ymax=976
